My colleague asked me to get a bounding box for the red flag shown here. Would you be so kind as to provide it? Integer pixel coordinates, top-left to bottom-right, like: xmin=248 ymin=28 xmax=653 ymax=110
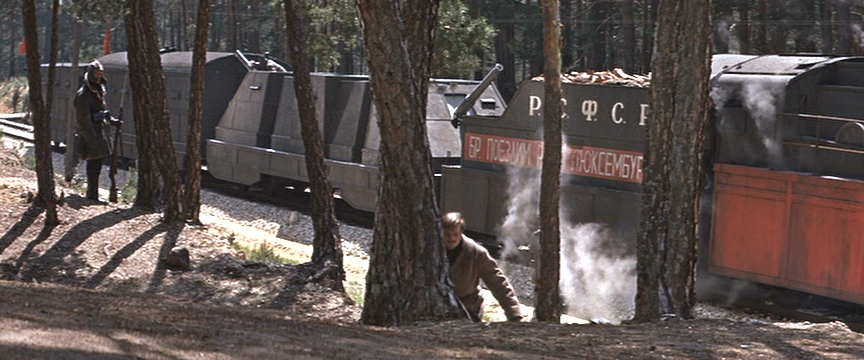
xmin=104 ymin=23 xmax=111 ymax=55
xmin=20 ymin=38 xmax=26 ymax=56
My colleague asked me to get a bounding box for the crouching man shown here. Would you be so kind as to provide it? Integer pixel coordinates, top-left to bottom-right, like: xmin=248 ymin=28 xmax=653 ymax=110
xmin=443 ymin=212 xmax=523 ymax=322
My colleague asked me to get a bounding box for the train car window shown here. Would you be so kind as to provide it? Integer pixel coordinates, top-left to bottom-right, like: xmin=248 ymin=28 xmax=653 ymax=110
xmin=480 ymin=98 xmax=497 ymax=110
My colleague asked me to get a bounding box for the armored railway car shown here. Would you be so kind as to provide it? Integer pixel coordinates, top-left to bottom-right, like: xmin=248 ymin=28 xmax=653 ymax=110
xmin=206 ymin=70 xmax=506 ymax=212
xmin=42 ymin=51 xmax=283 ymax=161
xmin=43 ymin=50 xmax=507 ymax=213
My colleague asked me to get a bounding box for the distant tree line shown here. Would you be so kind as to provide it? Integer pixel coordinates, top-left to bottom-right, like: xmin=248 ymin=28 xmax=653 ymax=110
xmin=5 ymin=0 xmax=864 ymax=100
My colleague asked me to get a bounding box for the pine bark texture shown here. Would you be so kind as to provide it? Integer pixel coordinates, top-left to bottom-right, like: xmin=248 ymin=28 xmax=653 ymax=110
xmin=355 ymin=0 xmax=464 ymax=326
xmin=634 ymin=0 xmax=713 ymax=321
xmin=125 ymin=0 xmax=183 ymax=221
xmin=536 ymin=0 xmax=562 ymax=323
xmin=284 ymin=0 xmax=345 ymax=292
xmin=22 ymin=0 xmax=58 ymax=225
xmin=184 ymin=0 xmax=211 ymax=223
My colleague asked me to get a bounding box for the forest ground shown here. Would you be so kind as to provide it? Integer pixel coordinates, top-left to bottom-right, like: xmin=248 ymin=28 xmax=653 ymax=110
xmin=0 ymin=142 xmax=863 ymax=360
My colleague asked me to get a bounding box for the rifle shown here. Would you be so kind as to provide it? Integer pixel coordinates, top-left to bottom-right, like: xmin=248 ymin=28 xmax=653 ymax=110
xmin=108 ymin=107 xmax=122 ymax=203
xmin=109 ymin=74 xmax=128 ymax=203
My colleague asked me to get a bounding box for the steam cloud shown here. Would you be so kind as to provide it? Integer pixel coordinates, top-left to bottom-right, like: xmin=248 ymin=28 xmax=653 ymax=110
xmin=711 ymin=77 xmax=787 ymax=168
xmin=498 ymin=144 xmax=636 ymax=324
xmin=743 ymin=80 xmax=785 ymax=165
xmin=559 ymin=222 xmax=636 ymax=324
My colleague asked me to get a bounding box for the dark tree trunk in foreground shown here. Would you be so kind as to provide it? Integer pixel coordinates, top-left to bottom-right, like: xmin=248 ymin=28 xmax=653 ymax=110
xmin=355 ymin=0 xmax=464 ymax=326
xmin=284 ymin=0 xmax=345 ymax=292
xmin=126 ymin=0 xmax=183 ymax=221
xmin=634 ymin=0 xmax=713 ymax=321
xmin=22 ymin=0 xmax=58 ymax=225
xmin=184 ymin=0 xmax=211 ymax=223
xmin=535 ymin=0 xmax=562 ymax=323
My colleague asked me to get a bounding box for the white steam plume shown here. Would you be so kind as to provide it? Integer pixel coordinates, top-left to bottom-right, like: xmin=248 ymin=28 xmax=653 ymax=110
xmin=498 ymin=142 xmax=637 ymax=324
xmin=742 ymin=80 xmax=786 ymax=166
xmin=498 ymin=166 xmax=540 ymax=262
xmin=559 ymin=222 xmax=636 ymax=324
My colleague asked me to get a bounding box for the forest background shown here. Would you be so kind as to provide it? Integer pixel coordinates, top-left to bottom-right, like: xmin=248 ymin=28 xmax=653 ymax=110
xmin=2 ymin=0 xmax=864 ymax=111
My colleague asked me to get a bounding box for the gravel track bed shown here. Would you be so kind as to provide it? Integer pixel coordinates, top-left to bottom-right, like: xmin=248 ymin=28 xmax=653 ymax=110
xmin=199 ymin=189 xmax=374 ymax=260
xmin=31 ymin=141 xmax=779 ymax=324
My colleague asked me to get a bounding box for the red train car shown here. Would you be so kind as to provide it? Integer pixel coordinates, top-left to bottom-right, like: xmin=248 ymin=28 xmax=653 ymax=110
xmin=709 ymin=55 xmax=864 ymax=305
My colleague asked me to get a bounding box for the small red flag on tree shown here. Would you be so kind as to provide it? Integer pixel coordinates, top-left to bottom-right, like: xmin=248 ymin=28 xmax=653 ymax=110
xmin=20 ymin=38 xmax=26 ymax=55
xmin=104 ymin=23 xmax=111 ymax=55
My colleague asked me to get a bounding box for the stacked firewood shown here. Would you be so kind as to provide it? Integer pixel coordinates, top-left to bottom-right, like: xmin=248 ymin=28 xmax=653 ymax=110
xmin=534 ymin=68 xmax=651 ymax=87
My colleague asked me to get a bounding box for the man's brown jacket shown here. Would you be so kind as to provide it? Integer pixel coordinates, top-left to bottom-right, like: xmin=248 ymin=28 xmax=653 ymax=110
xmin=450 ymin=235 xmax=522 ymax=321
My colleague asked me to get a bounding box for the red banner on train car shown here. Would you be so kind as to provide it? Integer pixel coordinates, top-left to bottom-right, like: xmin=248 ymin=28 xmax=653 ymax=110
xmin=463 ymin=132 xmax=644 ymax=183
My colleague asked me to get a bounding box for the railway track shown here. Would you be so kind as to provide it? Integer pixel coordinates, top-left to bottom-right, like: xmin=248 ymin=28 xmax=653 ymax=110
xmin=0 ymin=114 xmax=34 ymax=142
xmin=704 ymin=279 xmax=864 ymax=333
xmin=1 ymin=114 xmax=375 ymax=229
xmin=199 ymin=172 xmax=375 ymax=229
xmin=795 ymin=298 xmax=864 ymax=333
xmin=5 ymin=114 xmax=863 ymax=332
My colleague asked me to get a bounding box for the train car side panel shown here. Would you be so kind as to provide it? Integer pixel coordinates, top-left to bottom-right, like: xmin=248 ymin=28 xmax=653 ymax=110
xmin=444 ymin=78 xmax=648 ymax=242
xmin=440 ymin=165 xmax=504 ymax=236
xmin=710 ymin=163 xmax=864 ymax=305
xmin=786 ymin=176 xmax=864 ymax=303
xmin=709 ymin=165 xmax=791 ymax=281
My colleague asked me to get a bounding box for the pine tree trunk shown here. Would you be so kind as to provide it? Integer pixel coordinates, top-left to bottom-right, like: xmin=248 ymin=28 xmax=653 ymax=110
xmin=284 ymin=0 xmax=345 ymax=292
xmin=835 ymin=0 xmax=851 ymax=54
xmin=820 ymin=0 xmax=834 ymax=53
xmin=738 ymin=3 xmax=750 ymax=54
xmin=249 ymin=0 xmax=261 ymax=53
xmin=634 ymin=0 xmax=712 ymax=321
xmin=184 ymin=0 xmax=211 ymax=223
xmin=713 ymin=1 xmax=730 ymax=53
xmin=794 ymin=0 xmax=817 ymax=52
xmin=126 ymin=0 xmax=183 ymax=221
xmin=22 ymin=0 xmax=58 ymax=225
xmin=621 ymin=0 xmax=636 ymax=73
xmin=228 ymin=0 xmax=238 ymax=51
xmin=640 ymin=0 xmax=657 ymax=73
xmin=180 ymin=0 xmax=188 ymax=51
xmin=495 ymin=23 xmax=517 ymax=101
xmin=536 ymin=0 xmax=562 ymax=323
xmin=355 ymin=0 xmax=463 ymax=326
xmin=755 ymin=0 xmax=767 ymax=52
xmin=8 ymin=20 xmax=17 ymax=79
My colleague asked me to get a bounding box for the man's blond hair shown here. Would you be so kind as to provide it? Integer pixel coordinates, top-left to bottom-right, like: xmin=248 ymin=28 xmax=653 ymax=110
xmin=442 ymin=212 xmax=465 ymax=231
